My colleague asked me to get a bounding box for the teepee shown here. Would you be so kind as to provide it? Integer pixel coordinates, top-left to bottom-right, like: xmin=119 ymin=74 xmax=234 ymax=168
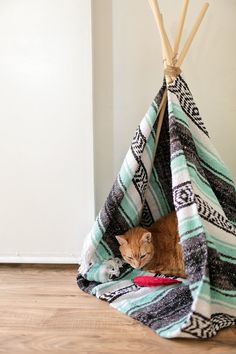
xmin=77 ymin=0 xmax=236 ymax=339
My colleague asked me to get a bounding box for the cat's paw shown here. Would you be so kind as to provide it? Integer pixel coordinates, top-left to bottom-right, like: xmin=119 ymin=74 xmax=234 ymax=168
xmin=147 ymin=269 xmax=158 ymax=273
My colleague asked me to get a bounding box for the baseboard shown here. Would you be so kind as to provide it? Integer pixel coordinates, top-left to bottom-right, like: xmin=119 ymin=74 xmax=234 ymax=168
xmin=0 ymin=255 xmax=80 ymax=264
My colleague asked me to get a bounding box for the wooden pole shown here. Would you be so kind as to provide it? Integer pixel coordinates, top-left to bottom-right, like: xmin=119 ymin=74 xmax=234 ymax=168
xmin=173 ymin=0 xmax=189 ymax=60
xmin=148 ymin=0 xmax=173 ymax=64
xmin=160 ymin=14 xmax=173 ymax=83
xmin=177 ymin=2 xmax=209 ymax=67
xmin=155 ymin=90 xmax=167 ymax=147
xmin=148 ymin=0 xmax=209 ymax=157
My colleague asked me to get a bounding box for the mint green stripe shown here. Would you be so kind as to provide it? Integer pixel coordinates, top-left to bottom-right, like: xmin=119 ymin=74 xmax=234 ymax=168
xmin=146 ymin=105 xmax=158 ymax=125
xmin=207 ymin=241 xmax=236 ymax=264
xmin=170 ymin=101 xmax=235 ymax=185
xmin=118 ymin=204 xmax=135 ymax=226
xmin=181 ymin=226 xmax=204 ymax=242
xmin=178 ymin=215 xmax=202 ymax=232
xmin=157 ymin=315 xmax=188 ymax=336
xmin=119 ymin=286 xmax=174 ymax=314
xmin=145 ymin=113 xmax=154 ymax=131
xmin=122 ymin=158 xmax=133 ymax=180
xmin=169 ymin=102 xmax=189 ymax=126
xmin=146 ymin=139 xmax=154 ymax=162
xmin=219 ymin=255 xmax=236 ymax=264
xmin=90 ymin=221 xmax=103 ymax=248
xmin=171 ymin=153 xmax=187 ymax=172
xmin=210 ymin=287 xmax=236 ymax=305
xmin=147 ymin=183 xmax=163 ymax=216
xmin=200 ymin=281 xmax=236 ymax=306
xmin=122 ymin=192 xmax=139 ymax=219
xmin=207 ymin=233 xmax=236 ymax=250
xmin=95 ymin=242 xmax=112 ymax=260
xmin=193 ymin=137 xmax=235 ymax=186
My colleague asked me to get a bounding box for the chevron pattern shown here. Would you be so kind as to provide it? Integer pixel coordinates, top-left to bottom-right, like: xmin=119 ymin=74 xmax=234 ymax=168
xmin=168 ymin=76 xmax=209 ymax=136
xmin=182 ymin=312 xmax=236 ymax=338
xmin=131 ymin=126 xmax=147 ymax=161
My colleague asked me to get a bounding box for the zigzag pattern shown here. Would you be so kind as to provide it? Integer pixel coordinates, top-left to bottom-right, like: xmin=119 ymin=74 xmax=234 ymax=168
xmin=169 ymin=76 xmax=209 ymax=136
xmin=195 ymin=194 xmax=236 ymax=235
xmin=182 ymin=312 xmax=236 ymax=338
xmin=131 ymin=126 xmax=147 ymax=163
xmin=132 ymin=162 xmax=148 ymax=202
xmin=182 ymin=312 xmax=213 ymax=338
xmin=140 ymin=201 xmax=154 ymax=227
xmin=212 ymin=313 xmax=236 ymax=332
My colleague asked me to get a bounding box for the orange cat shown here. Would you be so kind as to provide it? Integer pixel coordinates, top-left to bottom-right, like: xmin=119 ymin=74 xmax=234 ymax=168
xmin=116 ymin=211 xmax=186 ymax=278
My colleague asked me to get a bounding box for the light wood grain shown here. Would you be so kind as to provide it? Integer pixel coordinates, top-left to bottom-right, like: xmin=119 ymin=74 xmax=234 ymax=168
xmin=0 ymin=264 xmax=235 ymax=354
xmin=177 ymin=2 xmax=209 ymax=67
xmin=148 ymin=0 xmax=173 ymax=64
xmin=173 ymin=0 xmax=189 ymax=58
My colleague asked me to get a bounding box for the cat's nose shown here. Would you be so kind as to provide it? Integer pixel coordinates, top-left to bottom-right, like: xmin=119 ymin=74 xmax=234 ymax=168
xmin=133 ymin=262 xmax=141 ymax=269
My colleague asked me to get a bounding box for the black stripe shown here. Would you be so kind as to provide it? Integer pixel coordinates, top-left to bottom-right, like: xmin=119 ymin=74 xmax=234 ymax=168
xmin=181 ymin=226 xmax=203 ymax=237
xmin=172 ymin=180 xmax=191 ymax=191
xmin=175 ymin=201 xmax=195 ymax=212
xmin=127 ymin=285 xmax=182 ymax=315
xmin=208 ymin=284 xmax=236 ymax=298
xmin=119 ymin=203 xmax=135 ymax=227
xmin=118 ymin=174 xmax=127 ymax=192
xmin=101 ymin=240 xmax=113 ymax=256
xmin=107 ymin=284 xmax=137 ymax=304
xmin=200 ymin=158 xmax=233 ymax=184
xmin=207 ymin=240 xmax=236 ymax=261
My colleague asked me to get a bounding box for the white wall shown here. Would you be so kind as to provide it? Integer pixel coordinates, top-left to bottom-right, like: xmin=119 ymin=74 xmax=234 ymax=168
xmin=93 ymin=0 xmax=236 ymax=213
xmin=0 ymin=0 xmax=94 ymax=263
xmin=92 ymin=0 xmax=114 ymax=216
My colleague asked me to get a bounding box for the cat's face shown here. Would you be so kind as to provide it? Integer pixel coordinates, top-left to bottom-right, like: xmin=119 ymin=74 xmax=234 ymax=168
xmin=116 ymin=227 xmax=154 ymax=269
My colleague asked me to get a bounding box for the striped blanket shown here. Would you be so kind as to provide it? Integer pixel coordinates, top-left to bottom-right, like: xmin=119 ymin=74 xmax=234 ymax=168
xmin=77 ymin=75 xmax=236 ymax=339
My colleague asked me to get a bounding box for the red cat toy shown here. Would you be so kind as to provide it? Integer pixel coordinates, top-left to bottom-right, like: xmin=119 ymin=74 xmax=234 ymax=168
xmin=133 ymin=275 xmax=182 ymax=287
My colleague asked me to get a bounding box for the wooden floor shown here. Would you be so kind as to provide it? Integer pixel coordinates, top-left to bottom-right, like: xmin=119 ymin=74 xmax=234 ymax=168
xmin=0 ymin=265 xmax=235 ymax=354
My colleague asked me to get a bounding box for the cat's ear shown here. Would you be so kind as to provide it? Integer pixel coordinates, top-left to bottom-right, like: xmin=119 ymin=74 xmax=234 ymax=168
xmin=140 ymin=232 xmax=152 ymax=243
xmin=115 ymin=235 xmax=128 ymax=246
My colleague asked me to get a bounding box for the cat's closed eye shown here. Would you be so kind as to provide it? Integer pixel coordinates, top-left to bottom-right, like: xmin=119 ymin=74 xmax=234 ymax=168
xmin=140 ymin=254 xmax=146 ymax=259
